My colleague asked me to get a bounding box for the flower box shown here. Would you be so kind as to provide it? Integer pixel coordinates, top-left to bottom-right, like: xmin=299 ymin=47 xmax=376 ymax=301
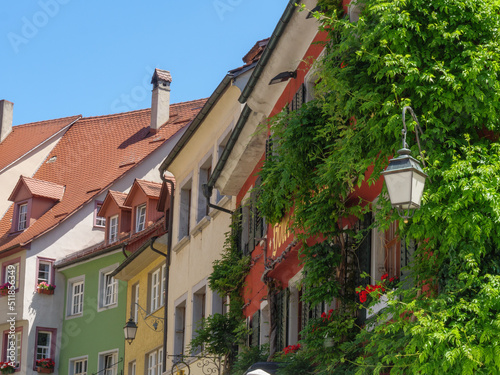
xmin=36 ymin=282 xmax=55 ymax=295
xmin=36 ymin=366 xmax=53 ymax=373
xmin=0 ymin=289 xmax=8 ymax=297
xmin=37 ymin=288 xmax=54 ymax=295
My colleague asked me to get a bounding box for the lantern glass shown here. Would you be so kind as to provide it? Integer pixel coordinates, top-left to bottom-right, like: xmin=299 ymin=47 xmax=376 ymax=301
xmin=382 ymin=148 xmax=427 ymax=214
xmin=123 ymin=318 xmax=138 ymax=344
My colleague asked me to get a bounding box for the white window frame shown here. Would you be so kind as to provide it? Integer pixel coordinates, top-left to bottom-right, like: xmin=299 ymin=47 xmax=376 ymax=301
xmin=128 ymin=361 xmax=136 ymax=375
xmin=132 ymin=283 xmax=139 ymax=323
xmin=147 ymin=347 xmax=163 ymax=375
xmin=98 ymin=265 xmax=119 ymax=311
xmin=95 ymin=201 xmax=105 ymax=228
xmin=37 ymin=260 xmax=52 ymax=285
xmin=173 ymin=295 xmax=187 ymax=363
xmin=178 ymin=177 xmax=192 ymax=241
xmin=109 ymin=215 xmax=118 ymax=243
xmin=136 ymin=204 xmax=146 ymax=232
xmin=98 ymin=350 xmax=118 ymax=375
xmin=70 ymin=356 xmax=88 ymax=375
xmin=197 ymin=155 xmax=212 ymax=222
xmin=35 ymin=331 xmax=51 ymax=360
xmin=150 ymin=269 xmax=160 ymax=312
xmin=66 ymin=276 xmax=85 ymax=318
xmin=18 ymin=203 xmax=27 ymax=231
xmin=191 ymin=282 xmax=207 ymax=355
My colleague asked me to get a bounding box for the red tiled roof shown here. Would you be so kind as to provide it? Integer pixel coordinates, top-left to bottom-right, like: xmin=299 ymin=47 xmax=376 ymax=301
xmin=0 ymin=115 xmax=80 ymax=172
xmin=8 ymin=176 xmax=65 ymax=202
xmin=136 ymin=180 xmax=162 ymax=198
xmin=109 ymin=191 xmax=130 ymax=209
xmin=0 ymin=98 xmax=207 ymax=252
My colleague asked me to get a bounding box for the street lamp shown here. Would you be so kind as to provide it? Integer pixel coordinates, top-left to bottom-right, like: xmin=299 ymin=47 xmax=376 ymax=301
xmin=381 ymin=106 xmax=427 ymax=221
xmin=123 ymin=318 xmax=138 ymax=345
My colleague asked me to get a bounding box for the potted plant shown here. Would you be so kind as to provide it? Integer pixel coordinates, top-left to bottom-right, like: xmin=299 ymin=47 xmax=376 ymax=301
xmin=37 ymin=282 xmax=56 ymax=295
xmin=0 ymin=362 xmax=16 ymax=374
xmin=0 ymin=283 xmax=10 ymax=296
xmin=36 ymin=358 xmax=54 ymax=373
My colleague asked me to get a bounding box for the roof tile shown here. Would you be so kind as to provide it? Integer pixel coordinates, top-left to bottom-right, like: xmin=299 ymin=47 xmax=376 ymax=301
xmin=0 ymin=115 xmax=80 ymax=172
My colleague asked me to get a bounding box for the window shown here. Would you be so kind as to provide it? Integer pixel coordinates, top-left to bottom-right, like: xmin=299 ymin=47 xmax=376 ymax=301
xmin=179 ymin=179 xmax=192 ymax=240
xmin=174 ymin=301 xmax=186 ymax=363
xmin=70 ymin=357 xmax=88 ymax=375
xmin=131 ymin=283 xmax=139 ymax=323
xmin=216 ymin=130 xmax=231 ymax=202
xmin=109 ymin=215 xmax=118 ymax=243
xmin=128 ymin=361 xmax=136 ymax=375
xmin=289 ymin=84 xmax=306 ymax=111
xmin=99 ymin=266 xmax=118 ymax=310
xmin=33 ymin=327 xmax=56 ymax=369
xmin=191 ymin=286 xmax=206 ymax=354
xmin=149 ymin=265 xmax=165 ymax=312
xmin=98 ymin=350 xmax=118 ymax=375
xmin=136 ymin=204 xmax=146 ymax=232
xmin=104 ymin=274 xmax=117 ymax=306
xmin=239 ymin=178 xmax=266 ymax=255
xmin=2 ymin=259 xmax=20 ymax=291
xmin=197 ymin=157 xmax=212 ymax=222
xmin=147 ymin=348 xmax=163 ymax=375
xmin=37 ymin=257 xmax=55 ymax=286
xmin=95 ymin=201 xmax=105 ymax=228
xmin=3 ymin=327 xmax=22 ymax=369
xmin=36 ymin=332 xmax=50 ymax=359
xmin=18 ymin=203 xmax=27 ymax=231
xmin=161 ymin=264 xmax=166 ymax=306
xmin=68 ymin=279 xmax=84 ymax=316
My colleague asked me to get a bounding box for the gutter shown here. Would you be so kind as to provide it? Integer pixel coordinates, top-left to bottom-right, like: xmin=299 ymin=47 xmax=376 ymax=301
xmin=156 ymin=176 xmax=175 ymax=374
xmin=158 ymin=75 xmax=233 ymax=175
xmin=238 ymin=0 xmax=298 ymax=103
xmin=56 ymin=242 xmax=125 ymax=270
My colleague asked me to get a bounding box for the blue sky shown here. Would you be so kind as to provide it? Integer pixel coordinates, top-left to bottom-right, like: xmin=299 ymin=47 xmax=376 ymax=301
xmin=1 ymin=1 xmax=290 ymax=125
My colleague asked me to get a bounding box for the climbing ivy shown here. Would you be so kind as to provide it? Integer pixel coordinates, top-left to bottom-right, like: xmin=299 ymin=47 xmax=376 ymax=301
xmin=258 ymin=0 xmax=500 ymax=373
xmin=190 ymin=213 xmax=251 ymax=373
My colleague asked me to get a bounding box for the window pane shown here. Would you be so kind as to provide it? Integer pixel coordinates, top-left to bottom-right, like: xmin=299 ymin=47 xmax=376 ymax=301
xmin=36 ymin=332 xmax=51 ymax=360
xmin=18 ymin=204 xmax=27 ymax=231
xmin=104 ymin=274 xmax=117 ymax=306
xmin=38 ymin=263 xmax=50 ymax=284
xmin=136 ymin=205 xmax=146 ymax=232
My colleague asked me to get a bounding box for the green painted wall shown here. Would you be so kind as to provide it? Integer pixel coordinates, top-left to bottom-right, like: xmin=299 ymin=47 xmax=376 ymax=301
xmin=58 ymin=250 xmax=127 ymax=375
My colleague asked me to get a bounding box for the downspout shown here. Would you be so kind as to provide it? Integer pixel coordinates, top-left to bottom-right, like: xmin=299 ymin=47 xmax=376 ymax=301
xmin=152 ymin=176 xmax=175 ymax=373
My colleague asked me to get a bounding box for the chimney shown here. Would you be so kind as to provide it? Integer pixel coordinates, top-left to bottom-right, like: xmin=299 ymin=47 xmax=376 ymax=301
xmin=0 ymin=100 xmax=14 ymax=143
xmin=150 ymin=69 xmax=172 ymax=133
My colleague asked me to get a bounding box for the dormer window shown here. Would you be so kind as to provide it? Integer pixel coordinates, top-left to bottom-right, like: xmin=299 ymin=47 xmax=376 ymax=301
xmin=136 ymin=204 xmax=146 ymax=232
xmin=109 ymin=215 xmax=118 ymax=243
xmin=18 ymin=203 xmax=28 ymax=231
xmin=8 ymin=176 xmax=64 ymax=233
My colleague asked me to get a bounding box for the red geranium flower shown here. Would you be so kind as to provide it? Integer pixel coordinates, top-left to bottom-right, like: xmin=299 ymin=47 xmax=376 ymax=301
xmin=359 ymin=290 xmax=367 ymax=303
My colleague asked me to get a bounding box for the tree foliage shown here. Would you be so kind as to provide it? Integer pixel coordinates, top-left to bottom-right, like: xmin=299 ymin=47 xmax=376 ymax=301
xmin=258 ymin=0 xmax=500 ymax=373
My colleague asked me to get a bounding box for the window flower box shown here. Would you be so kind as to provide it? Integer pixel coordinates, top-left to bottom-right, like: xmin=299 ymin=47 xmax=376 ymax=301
xmin=36 ymin=367 xmax=53 ymax=373
xmin=37 ymin=282 xmax=55 ymax=295
xmin=36 ymin=358 xmax=55 ymax=373
xmin=0 ymin=362 xmax=16 ymax=374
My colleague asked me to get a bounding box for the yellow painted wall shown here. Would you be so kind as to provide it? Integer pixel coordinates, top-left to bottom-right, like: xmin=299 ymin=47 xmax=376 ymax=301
xmin=123 ymin=253 xmax=165 ymax=374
